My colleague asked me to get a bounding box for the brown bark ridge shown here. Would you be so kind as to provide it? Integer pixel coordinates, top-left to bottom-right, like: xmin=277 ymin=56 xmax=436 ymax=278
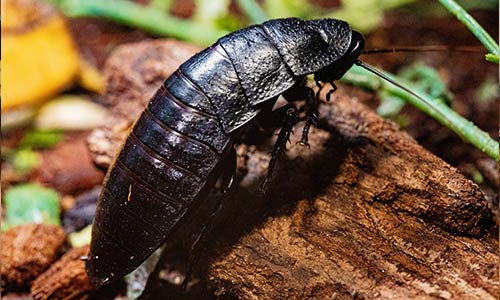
xmin=1 ymin=224 xmax=67 ymax=288
xmin=31 ymin=246 xmax=92 ymax=300
xmin=87 ymin=40 xmax=497 ymax=299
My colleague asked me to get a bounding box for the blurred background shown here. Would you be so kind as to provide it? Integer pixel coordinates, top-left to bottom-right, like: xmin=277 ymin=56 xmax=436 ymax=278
xmin=1 ymin=0 xmax=498 ymax=299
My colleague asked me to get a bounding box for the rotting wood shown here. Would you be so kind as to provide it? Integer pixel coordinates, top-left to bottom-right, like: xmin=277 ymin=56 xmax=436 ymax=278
xmin=87 ymin=39 xmax=498 ymax=300
xmin=1 ymin=224 xmax=67 ymax=289
xmin=202 ymin=94 xmax=497 ymax=300
xmin=31 ymin=246 xmax=92 ymax=300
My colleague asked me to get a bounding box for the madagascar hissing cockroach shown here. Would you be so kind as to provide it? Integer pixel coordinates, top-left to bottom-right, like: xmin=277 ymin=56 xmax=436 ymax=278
xmin=86 ymin=17 xmax=444 ymax=288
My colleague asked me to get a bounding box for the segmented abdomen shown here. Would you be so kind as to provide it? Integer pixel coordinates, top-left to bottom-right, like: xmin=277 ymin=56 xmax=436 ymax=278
xmin=87 ymin=67 xmax=231 ymax=286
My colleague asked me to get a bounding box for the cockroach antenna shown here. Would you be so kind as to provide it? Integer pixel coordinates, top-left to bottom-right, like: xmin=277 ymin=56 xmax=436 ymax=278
xmin=353 ymin=59 xmax=455 ymax=131
xmin=362 ymin=45 xmax=485 ymax=54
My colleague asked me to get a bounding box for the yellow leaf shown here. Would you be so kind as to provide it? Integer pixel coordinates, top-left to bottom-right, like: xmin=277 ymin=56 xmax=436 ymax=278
xmin=78 ymin=60 xmax=106 ymax=94
xmin=1 ymin=0 xmax=80 ymax=110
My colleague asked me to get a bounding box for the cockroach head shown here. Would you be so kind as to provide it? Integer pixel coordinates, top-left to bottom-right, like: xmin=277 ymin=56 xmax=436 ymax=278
xmin=314 ymin=29 xmax=365 ymax=82
xmin=263 ymin=18 xmax=361 ymax=76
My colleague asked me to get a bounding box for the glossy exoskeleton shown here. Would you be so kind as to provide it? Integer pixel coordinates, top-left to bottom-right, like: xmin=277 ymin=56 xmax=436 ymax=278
xmin=86 ymin=17 xmax=366 ymax=287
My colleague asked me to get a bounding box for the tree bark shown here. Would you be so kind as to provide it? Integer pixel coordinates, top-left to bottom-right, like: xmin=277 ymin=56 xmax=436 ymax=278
xmin=88 ymin=40 xmax=498 ymax=300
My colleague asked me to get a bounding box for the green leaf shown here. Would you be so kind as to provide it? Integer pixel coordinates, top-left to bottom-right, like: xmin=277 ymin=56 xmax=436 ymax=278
xmin=376 ymin=90 xmax=406 ymax=117
xmin=485 ymin=53 xmax=499 ymax=64
xmin=397 ymin=63 xmax=453 ymax=105
xmin=12 ymin=149 xmax=41 ymax=174
xmin=471 ymin=169 xmax=484 ymax=184
xmin=376 ymin=63 xmax=453 ymax=117
xmin=20 ymin=129 xmax=64 ymax=149
xmin=2 ymin=183 xmax=61 ymax=230
xmin=475 ymin=77 xmax=499 ymax=103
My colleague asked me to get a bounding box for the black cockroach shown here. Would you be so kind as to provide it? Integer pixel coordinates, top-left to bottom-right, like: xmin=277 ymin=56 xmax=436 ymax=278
xmin=86 ymin=17 xmax=447 ymax=287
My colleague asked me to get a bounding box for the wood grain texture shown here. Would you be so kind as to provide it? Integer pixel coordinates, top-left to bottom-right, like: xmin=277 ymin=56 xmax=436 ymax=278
xmin=202 ymin=93 xmax=497 ymax=300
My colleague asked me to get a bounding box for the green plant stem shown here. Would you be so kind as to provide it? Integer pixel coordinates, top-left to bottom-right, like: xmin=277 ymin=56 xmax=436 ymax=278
xmin=57 ymin=0 xmax=228 ymax=45
xmin=342 ymin=65 xmax=499 ymax=160
xmin=438 ymin=0 xmax=499 ymax=56
xmin=236 ymin=0 xmax=268 ymax=24
xmin=148 ymin=0 xmax=172 ymax=11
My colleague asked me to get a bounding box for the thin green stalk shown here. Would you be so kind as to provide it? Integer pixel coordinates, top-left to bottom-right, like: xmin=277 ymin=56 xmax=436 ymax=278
xmin=342 ymin=65 xmax=499 ymax=160
xmin=148 ymin=0 xmax=172 ymax=11
xmin=236 ymin=0 xmax=268 ymax=24
xmin=438 ymin=0 xmax=499 ymax=56
xmin=57 ymin=0 xmax=228 ymax=45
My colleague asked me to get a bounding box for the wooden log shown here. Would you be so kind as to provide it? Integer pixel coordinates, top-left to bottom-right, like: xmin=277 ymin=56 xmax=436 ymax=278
xmin=88 ymin=40 xmax=498 ymax=300
xmin=203 ymin=94 xmax=497 ymax=300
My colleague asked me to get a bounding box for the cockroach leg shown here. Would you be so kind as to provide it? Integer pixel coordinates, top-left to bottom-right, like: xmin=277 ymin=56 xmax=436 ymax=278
xmin=220 ymin=146 xmax=237 ymax=193
xmin=325 ymin=81 xmax=338 ymax=102
xmin=298 ymin=87 xmax=318 ymax=147
xmin=280 ymin=83 xmax=319 ymax=147
xmin=181 ymin=193 xmax=225 ymax=291
xmin=315 ymin=79 xmax=323 ymax=91
xmin=260 ymin=106 xmax=298 ymax=194
xmin=181 ymin=147 xmax=237 ymax=291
